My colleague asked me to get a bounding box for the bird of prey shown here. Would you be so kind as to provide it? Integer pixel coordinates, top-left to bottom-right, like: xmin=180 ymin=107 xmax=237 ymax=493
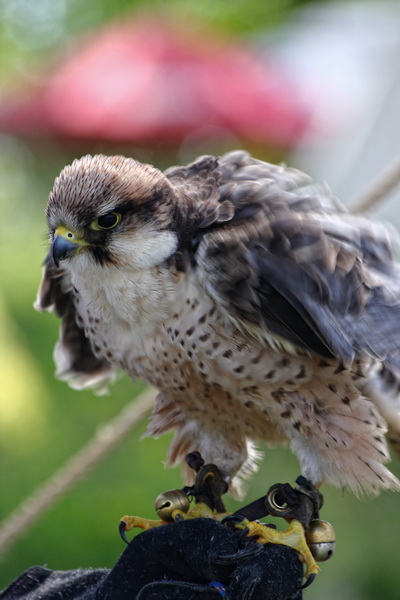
xmin=36 ymin=150 xmax=400 ymax=498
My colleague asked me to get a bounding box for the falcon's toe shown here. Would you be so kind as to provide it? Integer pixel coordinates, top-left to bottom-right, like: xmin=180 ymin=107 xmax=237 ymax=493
xmin=234 ymin=517 xmax=320 ymax=584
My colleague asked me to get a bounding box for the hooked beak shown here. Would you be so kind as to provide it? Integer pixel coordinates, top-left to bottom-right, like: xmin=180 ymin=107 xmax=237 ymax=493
xmin=52 ymin=225 xmax=88 ymax=267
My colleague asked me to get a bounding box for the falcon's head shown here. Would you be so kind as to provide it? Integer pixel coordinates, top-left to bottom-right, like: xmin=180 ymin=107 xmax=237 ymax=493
xmin=47 ymin=155 xmax=184 ymax=271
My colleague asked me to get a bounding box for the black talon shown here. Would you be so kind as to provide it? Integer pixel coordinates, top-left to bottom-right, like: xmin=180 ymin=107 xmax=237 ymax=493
xmin=173 ymin=513 xmax=185 ymax=522
xmin=221 ymin=515 xmax=257 ymax=543
xmin=238 ymin=526 xmax=250 ymax=539
xmin=300 ymin=573 xmax=316 ymax=589
xmin=119 ymin=521 xmax=129 ymax=545
xmin=238 ymin=527 xmax=261 ymax=545
xmin=221 ymin=514 xmax=246 ymax=526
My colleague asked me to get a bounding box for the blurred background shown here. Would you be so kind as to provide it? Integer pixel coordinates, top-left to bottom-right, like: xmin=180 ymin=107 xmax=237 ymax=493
xmin=1 ymin=0 xmax=399 ymax=598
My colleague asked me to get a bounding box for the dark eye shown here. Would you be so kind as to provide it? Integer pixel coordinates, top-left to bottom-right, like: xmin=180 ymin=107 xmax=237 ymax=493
xmin=91 ymin=212 xmax=121 ymax=230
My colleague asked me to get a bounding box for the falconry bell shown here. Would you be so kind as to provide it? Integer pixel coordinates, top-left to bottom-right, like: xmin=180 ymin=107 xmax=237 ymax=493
xmin=306 ymin=519 xmax=336 ymax=562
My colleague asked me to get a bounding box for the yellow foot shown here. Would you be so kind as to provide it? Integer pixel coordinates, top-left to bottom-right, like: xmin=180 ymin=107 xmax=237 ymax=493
xmin=120 ymin=515 xmax=165 ymax=535
xmin=172 ymin=501 xmax=228 ymax=522
xmin=119 ymin=502 xmax=230 ymax=543
xmin=236 ymin=518 xmax=320 ymax=581
xmin=119 ymin=503 xmax=218 ymax=537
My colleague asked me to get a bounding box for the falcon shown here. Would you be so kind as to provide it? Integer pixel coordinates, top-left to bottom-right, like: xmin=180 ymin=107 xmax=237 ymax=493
xmin=36 ymin=150 xmax=400 ymax=499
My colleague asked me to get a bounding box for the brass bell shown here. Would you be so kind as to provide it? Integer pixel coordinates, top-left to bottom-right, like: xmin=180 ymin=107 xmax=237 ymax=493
xmin=306 ymin=519 xmax=336 ymax=562
xmin=154 ymin=489 xmax=190 ymax=521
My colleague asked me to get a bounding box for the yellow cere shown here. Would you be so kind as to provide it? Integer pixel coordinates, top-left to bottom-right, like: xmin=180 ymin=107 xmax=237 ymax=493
xmin=55 ymin=224 xmax=88 ymax=245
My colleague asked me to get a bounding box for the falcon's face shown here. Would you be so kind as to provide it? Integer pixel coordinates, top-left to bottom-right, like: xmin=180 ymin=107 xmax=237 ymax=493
xmin=47 ymin=155 xmax=180 ymax=272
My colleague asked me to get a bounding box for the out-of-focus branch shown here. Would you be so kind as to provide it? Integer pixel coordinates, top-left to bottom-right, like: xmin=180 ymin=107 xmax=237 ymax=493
xmin=349 ymin=155 xmax=400 ymax=214
xmin=0 ymin=387 xmax=156 ymax=557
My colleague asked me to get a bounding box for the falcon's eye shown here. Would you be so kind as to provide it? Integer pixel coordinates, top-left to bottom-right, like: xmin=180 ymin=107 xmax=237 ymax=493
xmin=91 ymin=212 xmax=121 ymax=231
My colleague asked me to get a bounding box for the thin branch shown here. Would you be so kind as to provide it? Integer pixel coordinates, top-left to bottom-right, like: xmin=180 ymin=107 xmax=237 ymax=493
xmin=0 ymin=387 xmax=156 ymax=557
xmin=349 ymin=155 xmax=400 ymax=214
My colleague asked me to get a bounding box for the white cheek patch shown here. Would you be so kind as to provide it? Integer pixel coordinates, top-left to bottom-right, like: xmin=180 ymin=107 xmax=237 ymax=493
xmin=109 ymin=229 xmax=179 ymax=269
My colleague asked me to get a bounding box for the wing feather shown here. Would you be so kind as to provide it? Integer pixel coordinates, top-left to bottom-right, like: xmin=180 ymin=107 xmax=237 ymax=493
xmin=190 ymin=151 xmax=400 ymax=369
xmin=35 ymin=253 xmax=115 ymax=390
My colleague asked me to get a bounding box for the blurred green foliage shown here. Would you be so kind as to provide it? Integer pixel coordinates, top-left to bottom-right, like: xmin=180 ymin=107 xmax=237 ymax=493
xmin=0 ymin=1 xmax=399 ymax=599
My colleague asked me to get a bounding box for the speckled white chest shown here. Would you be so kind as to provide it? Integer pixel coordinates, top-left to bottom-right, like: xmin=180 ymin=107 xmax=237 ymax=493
xmin=69 ymin=261 xmax=186 ymax=366
xmin=69 ymin=255 xmax=315 ymax=398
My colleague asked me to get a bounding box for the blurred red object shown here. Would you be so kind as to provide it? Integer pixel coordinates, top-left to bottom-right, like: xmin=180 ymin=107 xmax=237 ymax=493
xmin=0 ymin=19 xmax=310 ymax=147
